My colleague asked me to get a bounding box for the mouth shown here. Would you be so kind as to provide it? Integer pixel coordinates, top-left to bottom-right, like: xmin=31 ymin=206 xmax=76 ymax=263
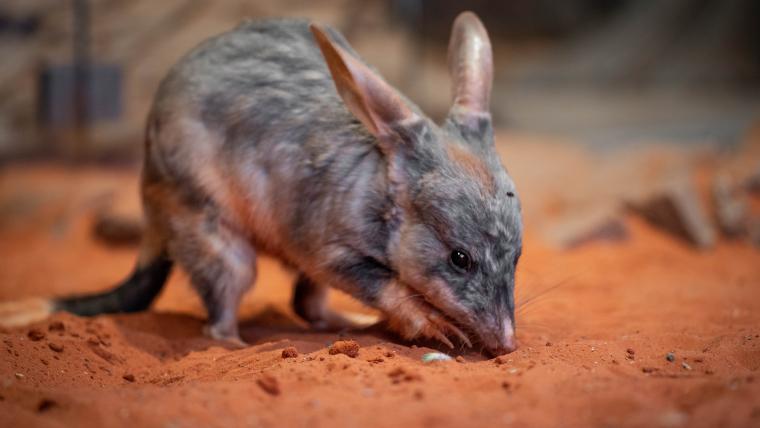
xmin=415 ymin=292 xmax=518 ymax=356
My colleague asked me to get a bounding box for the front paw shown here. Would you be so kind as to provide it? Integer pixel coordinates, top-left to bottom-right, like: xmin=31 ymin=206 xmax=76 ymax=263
xmin=377 ymin=281 xmax=471 ymax=348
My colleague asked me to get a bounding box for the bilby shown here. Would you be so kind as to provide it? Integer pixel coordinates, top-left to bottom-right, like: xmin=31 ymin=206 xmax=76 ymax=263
xmin=1 ymin=12 xmax=522 ymax=355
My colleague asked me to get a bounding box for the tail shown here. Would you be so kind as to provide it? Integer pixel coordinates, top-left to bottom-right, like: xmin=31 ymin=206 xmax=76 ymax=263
xmin=0 ymin=252 xmax=173 ymax=328
xmin=55 ymin=254 xmax=173 ymax=316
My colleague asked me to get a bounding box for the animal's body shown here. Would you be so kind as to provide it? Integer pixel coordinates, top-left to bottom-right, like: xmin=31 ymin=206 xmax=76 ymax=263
xmin=2 ymin=12 xmax=522 ymax=355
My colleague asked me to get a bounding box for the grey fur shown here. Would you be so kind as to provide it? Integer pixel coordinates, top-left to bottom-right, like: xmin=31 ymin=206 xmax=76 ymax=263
xmin=64 ymin=16 xmax=523 ymax=354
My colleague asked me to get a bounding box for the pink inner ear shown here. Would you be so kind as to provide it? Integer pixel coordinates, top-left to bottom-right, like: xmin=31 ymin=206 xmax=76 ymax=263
xmin=310 ymin=23 xmax=417 ymax=138
xmin=448 ymin=12 xmax=493 ymax=114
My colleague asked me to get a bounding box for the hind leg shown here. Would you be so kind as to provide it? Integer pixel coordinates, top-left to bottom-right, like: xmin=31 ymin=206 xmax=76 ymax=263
xmin=292 ymin=274 xmax=378 ymax=331
xmin=169 ymin=214 xmax=256 ymax=343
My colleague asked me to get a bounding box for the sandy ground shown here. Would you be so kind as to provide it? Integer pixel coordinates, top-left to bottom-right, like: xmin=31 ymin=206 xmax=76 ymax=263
xmin=0 ymin=135 xmax=759 ymax=427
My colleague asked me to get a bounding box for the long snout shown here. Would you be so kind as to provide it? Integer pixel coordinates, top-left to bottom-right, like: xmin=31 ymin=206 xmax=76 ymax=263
xmin=487 ymin=316 xmax=517 ymax=356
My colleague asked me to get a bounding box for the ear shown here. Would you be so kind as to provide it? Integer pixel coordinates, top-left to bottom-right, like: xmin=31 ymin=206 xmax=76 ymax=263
xmin=447 ymin=12 xmax=493 ymax=125
xmin=310 ymin=24 xmax=418 ymax=139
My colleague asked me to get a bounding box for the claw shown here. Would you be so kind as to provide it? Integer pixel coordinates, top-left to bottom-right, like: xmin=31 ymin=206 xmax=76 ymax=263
xmin=429 ymin=328 xmax=454 ymax=349
xmin=428 ymin=312 xmax=473 ymax=348
xmin=446 ymin=323 xmax=473 ymax=348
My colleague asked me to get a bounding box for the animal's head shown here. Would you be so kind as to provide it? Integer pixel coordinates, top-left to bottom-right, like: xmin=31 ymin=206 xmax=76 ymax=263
xmin=311 ymin=12 xmax=522 ymax=355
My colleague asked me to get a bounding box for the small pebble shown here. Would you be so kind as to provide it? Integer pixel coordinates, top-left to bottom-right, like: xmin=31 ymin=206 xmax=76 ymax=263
xmin=626 ymin=348 xmax=635 ymax=355
xmin=122 ymin=373 xmax=135 ymax=382
xmin=666 ymin=352 xmax=675 ymax=362
xmin=14 ymin=373 xmax=24 ymax=379
xmin=455 ymin=356 xmax=465 ymax=363
xmin=48 ymin=342 xmax=64 ymax=353
xmin=681 ymin=362 xmax=692 ymax=371
xmin=421 ymin=352 xmax=452 ymax=363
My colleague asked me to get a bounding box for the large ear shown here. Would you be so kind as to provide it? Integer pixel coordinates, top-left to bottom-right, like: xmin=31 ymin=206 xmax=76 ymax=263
xmin=310 ymin=24 xmax=418 ymax=139
xmin=447 ymin=12 xmax=493 ymax=122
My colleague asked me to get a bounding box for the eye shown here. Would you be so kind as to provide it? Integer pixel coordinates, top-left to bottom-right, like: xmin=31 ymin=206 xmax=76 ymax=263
xmin=449 ymin=249 xmax=472 ymax=272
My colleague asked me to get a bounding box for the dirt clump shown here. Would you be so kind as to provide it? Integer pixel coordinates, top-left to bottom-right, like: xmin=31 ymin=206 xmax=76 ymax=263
xmin=27 ymin=329 xmax=45 ymax=341
xmin=257 ymin=375 xmax=281 ymax=396
xmin=48 ymin=321 xmax=65 ymax=332
xmin=329 ymin=340 xmax=360 ymax=358
xmin=281 ymin=346 xmax=299 ymax=359
xmin=388 ymin=367 xmax=422 ymax=383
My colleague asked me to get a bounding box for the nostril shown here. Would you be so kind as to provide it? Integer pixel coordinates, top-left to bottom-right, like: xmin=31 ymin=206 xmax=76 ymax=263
xmin=487 ymin=334 xmax=517 ymax=357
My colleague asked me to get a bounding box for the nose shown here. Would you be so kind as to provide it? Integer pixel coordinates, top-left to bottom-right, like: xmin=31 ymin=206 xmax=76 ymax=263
xmin=494 ymin=333 xmax=517 ymax=355
xmin=491 ymin=317 xmax=517 ymax=355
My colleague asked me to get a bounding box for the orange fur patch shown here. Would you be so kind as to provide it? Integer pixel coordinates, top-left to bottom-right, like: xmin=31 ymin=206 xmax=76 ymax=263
xmin=445 ymin=144 xmax=494 ymax=191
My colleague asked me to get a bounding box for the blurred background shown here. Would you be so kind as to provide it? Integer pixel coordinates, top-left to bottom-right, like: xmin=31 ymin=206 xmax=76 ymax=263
xmin=0 ymin=0 xmax=758 ymax=160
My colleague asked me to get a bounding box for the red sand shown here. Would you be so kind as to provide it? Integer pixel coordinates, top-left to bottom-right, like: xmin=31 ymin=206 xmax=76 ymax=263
xmin=0 ymin=156 xmax=759 ymax=427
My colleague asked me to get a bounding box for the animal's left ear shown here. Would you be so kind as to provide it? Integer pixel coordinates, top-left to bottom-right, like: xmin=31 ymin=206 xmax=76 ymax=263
xmin=446 ymin=12 xmax=493 ymax=130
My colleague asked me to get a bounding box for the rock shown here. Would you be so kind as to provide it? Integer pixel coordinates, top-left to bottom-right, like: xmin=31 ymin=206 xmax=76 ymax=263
xmin=92 ymin=211 xmax=143 ymax=246
xmin=665 ymin=352 xmax=675 ymax=362
xmin=421 ymin=352 xmax=452 ymax=363
xmin=48 ymin=342 xmax=64 ymax=352
xmin=544 ymin=206 xmax=628 ymax=249
xmin=122 ymin=373 xmax=135 ymax=382
xmin=628 ymin=176 xmax=715 ymax=248
xmin=712 ymin=174 xmax=747 ymax=238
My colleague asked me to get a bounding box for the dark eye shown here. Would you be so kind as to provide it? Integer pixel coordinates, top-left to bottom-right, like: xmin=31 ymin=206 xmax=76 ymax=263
xmin=450 ymin=249 xmax=472 ymax=272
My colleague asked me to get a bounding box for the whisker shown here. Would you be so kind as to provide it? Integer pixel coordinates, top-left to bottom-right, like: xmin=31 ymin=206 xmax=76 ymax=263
xmin=517 ymin=274 xmax=581 ymax=310
xmin=516 ymin=294 xmax=564 ymax=314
